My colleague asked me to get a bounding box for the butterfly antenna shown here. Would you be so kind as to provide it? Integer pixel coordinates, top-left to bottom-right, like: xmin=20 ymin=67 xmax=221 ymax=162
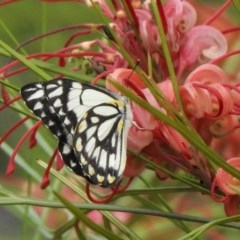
xmin=128 ymin=59 xmax=140 ymax=81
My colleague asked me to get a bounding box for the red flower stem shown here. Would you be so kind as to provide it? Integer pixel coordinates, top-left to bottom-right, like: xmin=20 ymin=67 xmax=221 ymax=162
xmin=63 ymin=30 xmax=93 ymax=47
xmin=14 ymin=23 xmax=102 ymax=52
xmin=91 ymin=70 xmax=114 ymax=85
xmin=0 ymin=96 xmax=21 ymax=111
xmin=85 ymin=183 xmax=116 ymax=203
xmin=210 ymin=50 xmax=240 ymax=65
xmin=0 ymin=51 xmax=106 ymax=77
xmin=1 ymin=85 xmax=10 ymax=102
xmin=124 ymin=0 xmax=139 ymax=30
xmin=6 ymin=120 xmax=42 ymax=175
xmin=111 ymin=0 xmax=119 ymax=10
xmin=0 ymin=116 xmax=29 ymax=147
xmin=156 ymin=0 xmax=168 ymax=34
xmin=222 ymin=26 xmax=240 ymax=35
xmin=55 ymin=151 xmax=64 ymax=170
xmin=2 ymin=66 xmax=29 ymax=79
xmin=111 ymin=177 xmax=133 ymax=193
xmin=40 ymin=148 xmax=59 ymax=189
xmin=0 ymin=0 xmax=18 ymax=7
xmin=204 ymin=0 xmax=232 ymax=25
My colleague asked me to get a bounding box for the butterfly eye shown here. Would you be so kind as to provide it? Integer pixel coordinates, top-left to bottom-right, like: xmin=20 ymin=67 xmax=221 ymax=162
xmin=21 ymin=78 xmax=132 ymax=187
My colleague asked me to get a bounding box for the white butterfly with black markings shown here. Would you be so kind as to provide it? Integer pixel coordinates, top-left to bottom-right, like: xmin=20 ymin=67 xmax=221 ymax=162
xmin=21 ymin=78 xmax=132 ymax=187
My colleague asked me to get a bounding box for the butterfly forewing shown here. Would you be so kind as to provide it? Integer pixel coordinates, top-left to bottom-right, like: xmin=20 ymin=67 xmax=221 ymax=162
xmin=21 ymin=78 xmax=132 ymax=187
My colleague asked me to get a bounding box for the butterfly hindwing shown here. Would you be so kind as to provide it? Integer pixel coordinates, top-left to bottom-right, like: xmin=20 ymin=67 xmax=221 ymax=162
xmin=21 ymin=78 xmax=132 ymax=187
xmin=58 ymin=141 xmax=84 ymax=176
xmin=73 ymin=102 xmax=129 ymax=187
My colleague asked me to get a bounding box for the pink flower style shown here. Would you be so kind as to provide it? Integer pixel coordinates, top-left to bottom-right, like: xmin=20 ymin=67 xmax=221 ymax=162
xmin=2 ymin=0 xmax=240 ymax=209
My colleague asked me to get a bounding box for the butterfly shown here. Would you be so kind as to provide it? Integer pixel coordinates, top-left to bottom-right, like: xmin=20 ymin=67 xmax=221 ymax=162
xmin=21 ymin=78 xmax=132 ymax=187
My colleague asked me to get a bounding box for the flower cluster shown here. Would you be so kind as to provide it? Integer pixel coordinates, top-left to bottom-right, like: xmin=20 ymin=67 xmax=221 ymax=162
xmin=1 ymin=0 xmax=240 ymax=215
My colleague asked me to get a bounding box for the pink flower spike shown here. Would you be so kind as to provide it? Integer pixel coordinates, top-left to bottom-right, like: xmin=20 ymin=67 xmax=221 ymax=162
xmin=178 ymin=1 xmax=197 ymax=33
xmin=224 ymin=195 xmax=240 ymax=216
xmin=131 ymin=102 xmax=156 ymax=130
xmin=210 ymin=177 xmax=228 ymax=203
xmin=216 ymin=157 xmax=240 ymax=195
xmin=163 ymin=0 xmax=196 ymax=54
xmin=209 ymin=115 xmax=238 ymax=138
xmin=142 ymin=79 xmax=175 ymax=111
xmin=192 ymin=82 xmax=233 ymax=118
xmin=161 ymin=125 xmax=190 ymax=156
xmin=181 ymin=64 xmax=233 ymax=118
xmin=185 ymin=64 xmax=228 ymax=84
xmin=179 ymin=25 xmax=228 ymax=68
xmin=164 ymin=0 xmax=196 ymax=34
xmin=210 ymin=83 xmax=233 ymax=117
xmin=127 ymin=125 xmax=153 ymax=152
xmin=180 ymin=83 xmax=206 ymax=118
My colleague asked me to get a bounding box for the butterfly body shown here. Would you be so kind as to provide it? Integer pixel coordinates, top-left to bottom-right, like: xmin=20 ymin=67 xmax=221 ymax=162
xmin=21 ymin=79 xmax=132 ymax=187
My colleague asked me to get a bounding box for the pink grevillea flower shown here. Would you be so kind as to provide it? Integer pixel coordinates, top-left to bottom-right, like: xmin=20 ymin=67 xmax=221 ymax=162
xmin=179 ymin=25 xmax=227 ymax=70
xmin=224 ymin=195 xmax=240 ymax=217
xmin=68 ymin=0 xmax=228 ymax=81
xmin=107 ymin=69 xmax=154 ymax=151
xmin=212 ymin=129 xmax=240 ymax=160
xmin=215 ymin=158 xmax=240 ymax=196
xmin=164 ymin=0 xmax=197 ymax=52
xmin=107 ymin=68 xmax=153 ymax=178
xmin=108 ymin=70 xmax=192 ymax=179
xmin=181 ymin=64 xmax=231 ymax=119
xmin=210 ymin=157 xmax=240 ymax=216
xmin=180 ymin=64 xmax=240 ymax=144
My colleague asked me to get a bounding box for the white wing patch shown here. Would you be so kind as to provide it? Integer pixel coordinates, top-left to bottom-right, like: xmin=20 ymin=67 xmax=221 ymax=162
xmin=81 ymin=89 xmax=114 ymax=106
xmin=48 ymin=86 xmax=63 ymax=98
xmin=97 ymin=118 xmax=117 ymax=141
xmin=93 ymin=105 xmax=119 ymax=116
xmin=27 ymin=89 xmax=44 ymax=101
xmin=33 ymin=101 xmax=43 ymax=110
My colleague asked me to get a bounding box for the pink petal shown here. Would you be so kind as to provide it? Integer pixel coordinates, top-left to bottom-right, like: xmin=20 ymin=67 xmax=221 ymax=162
xmin=180 ymin=26 xmax=227 ymax=67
